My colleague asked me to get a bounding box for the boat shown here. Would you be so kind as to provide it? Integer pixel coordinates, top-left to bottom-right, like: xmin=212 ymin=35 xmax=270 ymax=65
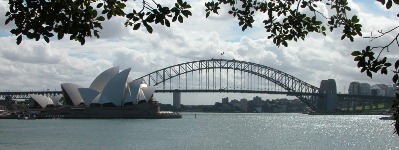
xmin=379 ymin=115 xmax=395 ymax=120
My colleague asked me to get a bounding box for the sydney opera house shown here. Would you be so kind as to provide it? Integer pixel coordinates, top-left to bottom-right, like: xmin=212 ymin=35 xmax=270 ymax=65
xmin=28 ymin=67 xmax=180 ymax=119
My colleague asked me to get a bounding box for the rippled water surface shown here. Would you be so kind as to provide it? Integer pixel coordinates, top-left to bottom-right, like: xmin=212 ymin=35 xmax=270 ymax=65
xmin=0 ymin=113 xmax=398 ymax=150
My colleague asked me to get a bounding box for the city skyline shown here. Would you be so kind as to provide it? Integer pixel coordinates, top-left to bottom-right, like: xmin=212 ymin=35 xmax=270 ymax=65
xmin=0 ymin=1 xmax=398 ymax=105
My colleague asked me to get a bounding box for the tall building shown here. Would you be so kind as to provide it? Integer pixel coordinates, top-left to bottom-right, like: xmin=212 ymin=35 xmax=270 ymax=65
xmin=240 ymin=98 xmax=248 ymax=112
xmin=253 ymin=96 xmax=262 ymax=107
xmin=369 ymin=84 xmax=388 ymax=96
xmin=386 ymin=86 xmax=396 ymax=97
xmin=348 ymin=82 xmax=360 ymax=95
xmin=359 ymin=83 xmax=371 ymax=95
xmin=222 ymin=97 xmax=229 ymax=104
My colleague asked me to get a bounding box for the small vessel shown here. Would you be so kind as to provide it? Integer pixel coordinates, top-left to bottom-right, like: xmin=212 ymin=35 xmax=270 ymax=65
xmin=379 ymin=115 xmax=395 ymax=120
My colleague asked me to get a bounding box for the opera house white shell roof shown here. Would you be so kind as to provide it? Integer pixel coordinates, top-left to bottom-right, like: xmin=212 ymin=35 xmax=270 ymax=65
xmin=61 ymin=83 xmax=84 ymax=106
xmin=30 ymin=67 xmax=157 ymax=108
xmin=29 ymin=94 xmax=57 ymax=108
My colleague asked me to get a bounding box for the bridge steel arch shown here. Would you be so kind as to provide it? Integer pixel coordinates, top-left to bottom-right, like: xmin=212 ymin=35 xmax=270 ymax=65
xmin=135 ymin=59 xmax=320 ymax=110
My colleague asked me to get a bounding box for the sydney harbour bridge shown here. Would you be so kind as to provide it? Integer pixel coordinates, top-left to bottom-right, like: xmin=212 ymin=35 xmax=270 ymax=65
xmin=0 ymin=59 xmax=394 ymax=112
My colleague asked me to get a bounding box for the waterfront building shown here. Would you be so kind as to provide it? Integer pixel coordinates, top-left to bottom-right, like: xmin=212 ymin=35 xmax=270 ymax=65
xmin=253 ymin=96 xmax=262 ymax=107
xmin=348 ymin=82 xmax=360 ymax=95
xmin=29 ymin=67 xmax=156 ymax=109
xmin=230 ymin=99 xmax=240 ymax=108
xmin=222 ymin=97 xmax=229 ymax=104
xmin=359 ymin=83 xmax=371 ymax=95
xmin=25 ymin=67 xmax=179 ymax=119
xmin=240 ymin=98 xmax=248 ymax=112
xmin=373 ymin=84 xmax=388 ymax=96
xmin=386 ymin=85 xmax=397 ymax=97
xmin=371 ymin=86 xmax=383 ymax=96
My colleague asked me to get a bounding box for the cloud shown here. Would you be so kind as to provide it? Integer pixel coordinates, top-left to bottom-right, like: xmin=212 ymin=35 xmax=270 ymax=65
xmin=0 ymin=2 xmax=15 ymax=33
xmin=0 ymin=37 xmax=61 ymax=64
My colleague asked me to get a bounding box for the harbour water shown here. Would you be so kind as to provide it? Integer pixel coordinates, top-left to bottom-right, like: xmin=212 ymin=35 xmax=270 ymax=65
xmin=0 ymin=113 xmax=398 ymax=150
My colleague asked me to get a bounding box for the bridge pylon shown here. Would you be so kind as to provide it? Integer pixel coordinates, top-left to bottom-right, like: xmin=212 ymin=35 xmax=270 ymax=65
xmin=173 ymin=90 xmax=181 ymax=109
xmin=317 ymin=79 xmax=339 ymax=112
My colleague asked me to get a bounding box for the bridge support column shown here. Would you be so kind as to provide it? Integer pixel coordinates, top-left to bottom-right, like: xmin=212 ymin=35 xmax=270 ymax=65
xmin=173 ymin=90 xmax=181 ymax=109
xmin=318 ymin=79 xmax=339 ymax=112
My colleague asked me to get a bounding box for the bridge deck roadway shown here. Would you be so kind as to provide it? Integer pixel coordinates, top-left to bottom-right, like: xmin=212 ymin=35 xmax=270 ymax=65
xmin=155 ymin=90 xmax=321 ymax=96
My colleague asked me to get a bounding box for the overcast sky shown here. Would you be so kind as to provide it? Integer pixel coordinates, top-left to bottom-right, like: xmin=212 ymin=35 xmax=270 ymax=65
xmin=0 ymin=0 xmax=398 ymax=105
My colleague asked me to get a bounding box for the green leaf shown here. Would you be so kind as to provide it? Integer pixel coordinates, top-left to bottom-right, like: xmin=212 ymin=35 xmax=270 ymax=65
xmin=70 ymin=34 xmax=76 ymax=40
xmin=5 ymin=17 xmax=13 ymax=25
xmin=58 ymin=32 xmax=64 ymax=40
xmin=393 ymin=74 xmax=399 ymax=83
xmin=178 ymin=15 xmax=183 ymax=23
xmin=387 ymin=0 xmax=392 ymax=9
xmin=91 ymin=10 xmax=98 ymax=17
xmin=35 ymin=34 xmax=40 ymax=41
xmin=133 ymin=23 xmax=141 ymax=30
xmin=242 ymin=24 xmax=247 ymax=31
xmin=107 ymin=12 xmax=112 ymax=20
xmin=351 ymin=51 xmax=361 ymax=56
xmin=366 ymin=70 xmax=372 ymax=78
xmin=181 ymin=10 xmax=192 ymax=18
xmin=80 ymin=38 xmax=86 ymax=45
xmin=381 ymin=67 xmax=388 ymax=74
xmin=282 ymin=40 xmax=288 ymax=47
xmin=97 ymin=16 xmax=105 ymax=21
xmin=117 ymin=3 xmax=126 ymax=8
xmin=143 ymin=22 xmax=153 ymax=33
xmin=126 ymin=13 xmax=134 ymax=19
xmin=165 ymin=19 xmax=170 ymax=27
xmin=16 ymin=35 xmax=22 ymax=45
xmin=44 ymin=36 xmax=49 ymax=43
xmin=309 ymin=6 xmax=315 ymax=11
xmin=97 ymin=3 xmax=103 ymax=8
xmin=146 ymin=14 xmax=155 ymax=22
xmin=352 ymin=15 xmax=359 ymax=23
xmin=377 ymin=0 xmax=386 ymax=5
xmin=94 ymin=30 xmax=100 ymax=38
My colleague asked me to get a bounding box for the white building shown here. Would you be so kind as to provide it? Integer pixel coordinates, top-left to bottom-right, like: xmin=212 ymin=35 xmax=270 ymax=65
xmin=30 ymin=67 xmax=157 ymax=108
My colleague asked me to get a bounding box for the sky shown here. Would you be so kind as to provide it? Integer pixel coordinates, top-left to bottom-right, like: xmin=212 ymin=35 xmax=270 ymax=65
xmin=0 ymin=0 xmax=398 ymax=105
